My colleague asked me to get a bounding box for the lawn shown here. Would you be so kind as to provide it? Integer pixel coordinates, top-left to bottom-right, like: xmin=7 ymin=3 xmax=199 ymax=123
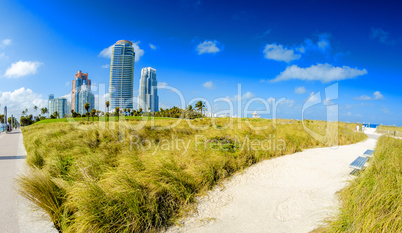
xmin=19 ymin=118 xmax=367 ymax=232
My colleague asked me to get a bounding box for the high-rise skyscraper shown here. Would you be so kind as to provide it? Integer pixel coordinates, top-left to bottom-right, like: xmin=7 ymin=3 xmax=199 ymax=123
xmin=78 ymin=87 xmax=95 ymax=115
xmin=138 ymin=67 xmax=159 ymax=112
xmin=49 ymin=95 xmax=68 ymax=118
xmin=109 ymin=40 xmax=135 ymax=111
xmin=72 ymin=71 xmax=92 ymax=113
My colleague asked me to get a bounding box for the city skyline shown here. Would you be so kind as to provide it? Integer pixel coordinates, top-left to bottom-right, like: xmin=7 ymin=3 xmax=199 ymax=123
xmin=0 ymin=0 xmax=401 ymax=125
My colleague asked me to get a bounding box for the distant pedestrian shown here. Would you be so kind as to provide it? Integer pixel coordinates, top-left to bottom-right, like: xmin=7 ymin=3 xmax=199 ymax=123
xmin=356 ymin=125 xmax=360 ymax=132
xmin=362 ymin=125 xmax=365 ymax=132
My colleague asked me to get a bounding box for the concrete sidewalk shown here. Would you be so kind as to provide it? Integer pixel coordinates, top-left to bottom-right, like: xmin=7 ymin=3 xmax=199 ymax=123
xmin=0 ymin=129 xmax=57 ymax=233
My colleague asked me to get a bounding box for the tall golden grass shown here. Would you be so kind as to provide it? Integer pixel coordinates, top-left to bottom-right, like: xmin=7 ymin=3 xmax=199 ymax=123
xmin=18 ymin=118 xmax=366 ymax=232
xmin=320 ymin=136 xmax=402 ymax=232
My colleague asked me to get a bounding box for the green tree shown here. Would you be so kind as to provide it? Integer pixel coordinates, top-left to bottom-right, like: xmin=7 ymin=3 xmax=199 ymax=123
xmin=34 ymin=106 xmax=38 ymax=117
xmin=90 ymin=109 xmax=96 ymax=121
xmin=195 ymin=101 xmax=206 ymax=116
xmin=84 ymin=103 xmax=90 ymax=121
xmin=105 ymin=101 xmax=110 ymax=121
xmin=115 ymin=107 xmax=120 ymax=120
xmin=41 ymin=107 xmax=48 ymax=118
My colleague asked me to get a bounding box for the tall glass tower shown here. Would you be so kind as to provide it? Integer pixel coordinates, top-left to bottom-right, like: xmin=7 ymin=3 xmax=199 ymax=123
xmin=109 ymin=40 xmax=135 ymax=111
xmin=138 ymin=67 xmax=159 ymax=112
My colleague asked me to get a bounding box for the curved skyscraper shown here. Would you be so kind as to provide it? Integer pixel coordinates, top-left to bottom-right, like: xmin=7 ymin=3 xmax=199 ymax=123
xmin=109 ymin=40 xmax=135 ymax=111
xmin=138 ymin=67 xmax=159 ymax=112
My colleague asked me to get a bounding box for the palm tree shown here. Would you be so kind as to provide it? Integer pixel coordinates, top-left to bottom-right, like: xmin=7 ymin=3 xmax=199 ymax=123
xmin=90 ymin=109 xmax=96 ymax=121
xmin=22 ymin=110 xmax=26 ymax=116
xmin=195 ymin=101 xmax=206 ymax=116
xmin=105 ymin=101 xmax=110 ymax=121
xmin=41 ymin=107 xmax=48 ymax=118
xmin=115 ymin=107 xmax=120 ymax=120
xmin=34 ymin=106 xmax=38 ymax=117
xmin=84 ymin=103 xmax=90 ymax=121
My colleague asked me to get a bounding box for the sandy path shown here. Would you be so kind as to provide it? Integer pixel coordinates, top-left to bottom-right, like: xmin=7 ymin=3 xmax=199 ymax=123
xmin=167 ymin=130 xmax=379 ymax=233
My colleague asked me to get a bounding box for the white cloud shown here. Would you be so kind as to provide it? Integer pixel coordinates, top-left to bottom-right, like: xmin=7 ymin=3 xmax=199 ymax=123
xmin=99 ymin=45 xmax=113 ymax=58
xmin=196 ymin=40 xmax=221 ymax=55
xmin=373 ymin=91 xmax=384 ymax=100
xmin=65 ymin=81 xmax=70 ymax=87
xmin=157 ymin=82 xmax=168 ymax=87
xmin=149 ymin=44 xmax=157 ymax=50
xmin=271 ymin=63 xmax=367 ymax=83
xmin=202 ymin=81 xmax=214 ymax=89
xmin=356 ymin=91 xmax=384 ymax=101
xmin=229 ymin=91 xmax=255 ymax=101
xmin=4 ymin=61 xmax=42 ymax=78
xmin=102 ymin=64 xmax=109 ymax=69
xmin=0 ymin=52 xmax=6 ymax=59
xmin=263 ymin=43 xmax=301 ymax=62
xmin=294 ymin=86 xmax=306 ymax=94
xmin=1 ymin=39 xmax=11 ymax=48
xmin=0 ymin=87 xmax=47 ymax=118
xmin=99 ymin=41 xmax=144 ymax=62
xmin=132 ymin=42 xmax=145 ymax=62
xmin=356 ymin=95 xmax=371 ymax=100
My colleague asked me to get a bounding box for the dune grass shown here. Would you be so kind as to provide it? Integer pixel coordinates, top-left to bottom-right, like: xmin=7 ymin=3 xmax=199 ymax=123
xmin=376 ymin=125 xmax=402 ymax=137
xmin=319 ymin=136 xmax=402 ymax=232
xmin=18 ymin=118 xmax=367 ymax=232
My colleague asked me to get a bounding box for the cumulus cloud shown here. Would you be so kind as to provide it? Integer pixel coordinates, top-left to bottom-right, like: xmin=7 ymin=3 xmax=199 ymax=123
xmin=263 ymin=43 xmax=301 ymax=62
xmin=264 ymin=33 xmax=332 ymax=63
xmin=373 ymin=91 xmax=384 ymax=100
xmin=356 ymin=91 xmax=384 ymax=100
xmin=196 ymin=40 xmax=221 ymax=55
xmin=294 ymin=86 xmax=306 ymax=94
xmin=229 ymin=91 xmax=255 ymax=101
xmin=4 ymin=61 xmax=42 ymax=78
xmin=149 ymin=44 xmax=157 ymax=50
xmin=202 ymin=81 xmax=214 ymax=89
xmin=0 ymin=87 xmax=47 ymax=118
xmin=99 ymin=41 xmax=144 ymax=62
xmin=102 ymin=64 xmax=109 ymax=69
xmin=271 ymin=63 xmax=368 ymax=83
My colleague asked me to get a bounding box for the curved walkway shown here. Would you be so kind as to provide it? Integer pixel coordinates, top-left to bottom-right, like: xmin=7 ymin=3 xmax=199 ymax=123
xmin=167 ymin=130 xmax=379 ymax=233
xmin=0 ymin=129 xmax=57 ymax=233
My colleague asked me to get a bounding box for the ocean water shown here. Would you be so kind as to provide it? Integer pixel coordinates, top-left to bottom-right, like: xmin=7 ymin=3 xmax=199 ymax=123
xmin=363 ymin=123 xmax=379 ymax=128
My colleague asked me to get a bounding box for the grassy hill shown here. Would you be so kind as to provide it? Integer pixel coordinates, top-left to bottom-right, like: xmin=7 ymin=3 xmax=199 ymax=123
xmin=18 ymin=118 xmax=367 ymax=232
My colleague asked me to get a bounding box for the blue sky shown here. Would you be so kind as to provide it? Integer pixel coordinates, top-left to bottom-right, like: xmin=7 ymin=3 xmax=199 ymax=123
xmin=0 ymin=0 xmax=401 ymax=125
